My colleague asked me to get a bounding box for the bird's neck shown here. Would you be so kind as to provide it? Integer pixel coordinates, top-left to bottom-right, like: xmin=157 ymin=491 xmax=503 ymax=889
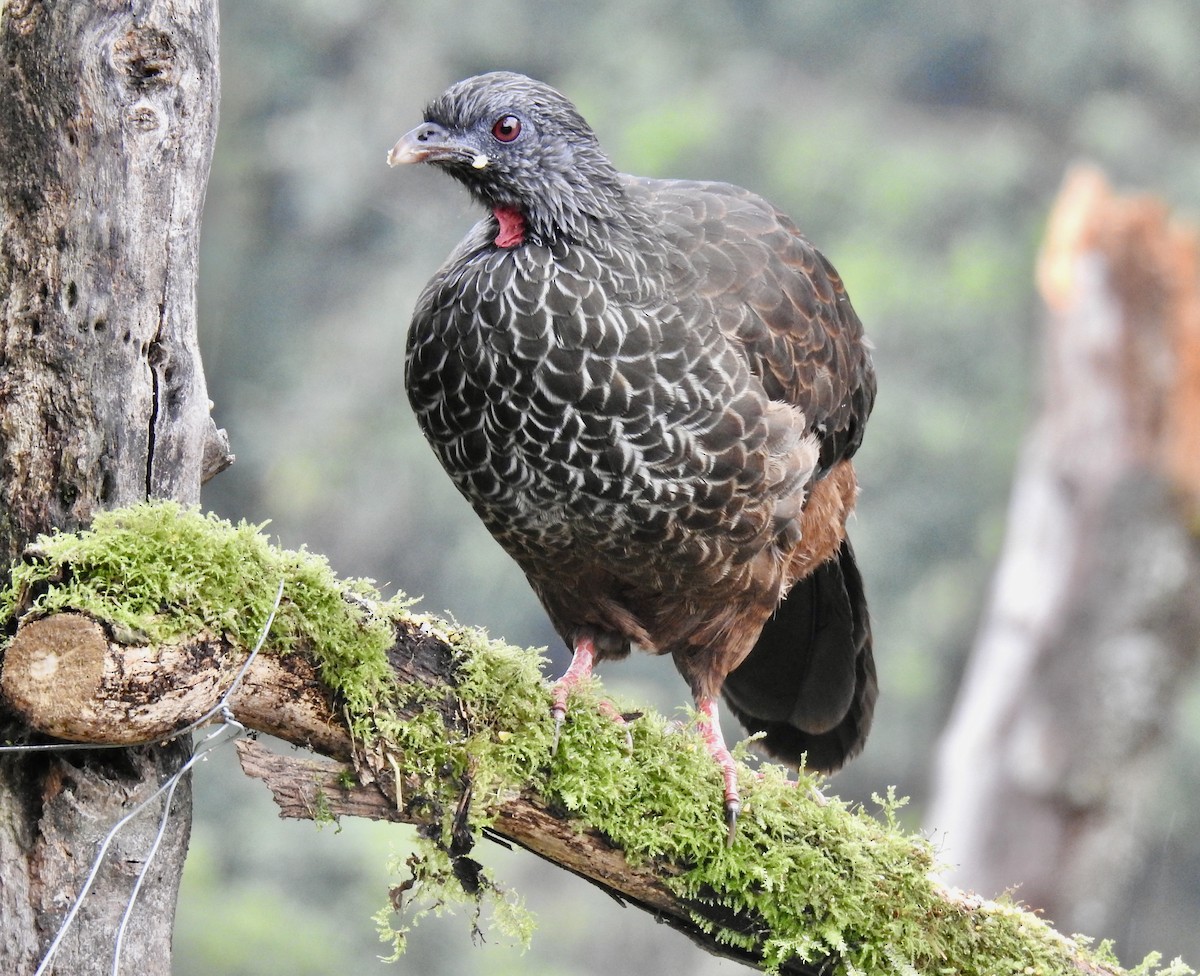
xmin=491 ymin=206 xmax=527 ymax=248
xmin=489 ymin=201 xmax=628 ymax=251
xmin=489 ymin=170 xmax=648 ymax=251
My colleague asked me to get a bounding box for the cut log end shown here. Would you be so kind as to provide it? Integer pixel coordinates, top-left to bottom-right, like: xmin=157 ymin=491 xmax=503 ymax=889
xmin=1 ymin=614 xmax=117 ymax=741
xmin=1 ymin=612 xmax=350 ymax=756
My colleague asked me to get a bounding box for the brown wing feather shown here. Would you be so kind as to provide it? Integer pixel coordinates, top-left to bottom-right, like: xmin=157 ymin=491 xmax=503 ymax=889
xmin=627 ymin=176 xmax=876 ymax=475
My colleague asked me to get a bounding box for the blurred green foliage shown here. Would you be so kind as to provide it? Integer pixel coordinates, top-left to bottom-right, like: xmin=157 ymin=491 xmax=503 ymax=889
xmin=182 ymin=1 xmax=1200 ymax=973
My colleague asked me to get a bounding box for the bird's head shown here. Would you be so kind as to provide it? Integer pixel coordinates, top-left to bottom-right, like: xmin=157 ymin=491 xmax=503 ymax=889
xmin=388 ymin=72 xmax=626 ymax=246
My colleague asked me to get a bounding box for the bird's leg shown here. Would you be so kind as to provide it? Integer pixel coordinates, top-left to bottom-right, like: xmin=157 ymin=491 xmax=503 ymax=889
xmin=550 ymin=633 xmax=597 ymax=753
xmin=695 ymin=696 xmax=741 ymax=846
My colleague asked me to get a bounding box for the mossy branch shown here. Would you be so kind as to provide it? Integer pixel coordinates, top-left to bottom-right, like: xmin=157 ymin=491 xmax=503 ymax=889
xmin=0 ymin=503 xmax=1188 ymax=976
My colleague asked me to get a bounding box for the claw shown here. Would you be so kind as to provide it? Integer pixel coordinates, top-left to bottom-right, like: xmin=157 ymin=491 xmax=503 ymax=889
xmin=597 ymin=700 xmax=634 ymax=752
xmin=551 ymin=706 xmax=566 ymax=754
xmin=724 ymin=799 xmax=741 ymax=848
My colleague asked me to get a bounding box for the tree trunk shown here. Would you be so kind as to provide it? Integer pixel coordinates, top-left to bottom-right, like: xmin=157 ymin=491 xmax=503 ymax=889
xmin=927 ymin=166 xmax=1200 ymax=937
xmin=0 ymin=2 xmax=223 ymax=973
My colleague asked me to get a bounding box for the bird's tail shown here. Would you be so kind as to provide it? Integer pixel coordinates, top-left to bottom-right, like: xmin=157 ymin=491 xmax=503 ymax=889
xmin=721 ymin=539 xmax=877 ymax=773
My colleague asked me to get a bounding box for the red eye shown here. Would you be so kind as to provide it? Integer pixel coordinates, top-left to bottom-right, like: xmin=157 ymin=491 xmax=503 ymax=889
xmin=491 ymin=115 xmax=522 ymax=142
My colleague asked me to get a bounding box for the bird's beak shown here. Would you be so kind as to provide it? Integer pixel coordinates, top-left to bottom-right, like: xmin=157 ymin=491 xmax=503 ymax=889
xmin=388 ymin=122 xmax=470 ymax=167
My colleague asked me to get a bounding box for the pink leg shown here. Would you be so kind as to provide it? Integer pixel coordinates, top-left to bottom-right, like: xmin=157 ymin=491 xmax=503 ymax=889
xmin=695 ymin=696 xmax=741 ymax=846
xmin=550 ymin=634 xmax=597 ymax=752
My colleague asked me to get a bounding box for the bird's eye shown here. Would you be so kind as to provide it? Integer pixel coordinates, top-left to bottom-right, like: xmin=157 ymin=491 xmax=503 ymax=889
xmin=491 ymin=115 xmax=522 ymax=143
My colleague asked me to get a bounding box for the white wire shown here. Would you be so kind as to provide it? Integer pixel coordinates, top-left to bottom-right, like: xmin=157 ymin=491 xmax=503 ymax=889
xmin=33 ymin=719 xmax=244 ymax=976
xmin=109 ymin=718 xmax=245 ymax=975
xmin=27 ymin=579 xmax=286 ymax=976
xmin=165 ymin=578 xmax=287 ymax=739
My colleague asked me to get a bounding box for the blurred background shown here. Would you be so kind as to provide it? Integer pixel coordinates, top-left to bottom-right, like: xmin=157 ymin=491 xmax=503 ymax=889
xmin=176 ymin=2 xmax=1200 ymax=973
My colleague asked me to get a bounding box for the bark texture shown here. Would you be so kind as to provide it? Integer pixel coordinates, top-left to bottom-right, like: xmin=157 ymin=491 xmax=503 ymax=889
xmin=0 ymin=2 xmax=223 ymax=973
xmin=927 ymin=166 xmax=1200 ymax=935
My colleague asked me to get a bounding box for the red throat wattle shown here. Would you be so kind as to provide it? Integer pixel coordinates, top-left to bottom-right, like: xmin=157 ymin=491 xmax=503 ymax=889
xmin=493 ymin=206 xmax=526 ymax=248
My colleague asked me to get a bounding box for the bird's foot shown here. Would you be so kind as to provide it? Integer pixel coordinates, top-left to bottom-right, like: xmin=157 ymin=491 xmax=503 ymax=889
xmin=550 ymin=636 xmax=635 ymax=753
xmin=550 ymin=634 xmax=597 ymax=753
xmin=695 ymin=697 xmax=741 ymax=847
xmin=596 ymin=700 xmax=635 ymax=752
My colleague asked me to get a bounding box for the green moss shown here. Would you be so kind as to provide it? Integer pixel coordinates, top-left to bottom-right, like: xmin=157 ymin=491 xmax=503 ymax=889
xmin=370 ymin=624 xmax=1194 ymax=976
xmin=0 ymin=501 xmax=401 ymax=739
xmin=310 ymin=785 xmax=340 ymax=832
xmin=375 ymin=623 xmax=1190 ymax=976
xmin=0 ymin=502 xmax=1191 ymax=976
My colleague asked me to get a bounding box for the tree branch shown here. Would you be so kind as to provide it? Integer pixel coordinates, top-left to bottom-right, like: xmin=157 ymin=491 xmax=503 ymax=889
xmin=0 ymin=610 xmax=799 ymax=971
xmin=0 ymin=604 xmax=1133 ymax=975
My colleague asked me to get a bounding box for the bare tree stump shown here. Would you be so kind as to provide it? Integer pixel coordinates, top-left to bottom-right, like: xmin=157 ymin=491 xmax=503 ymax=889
xmin=928 ymin=166 xmax=1200 ymax=937
xmin=0 ymin=3 xmax=223 ymax=973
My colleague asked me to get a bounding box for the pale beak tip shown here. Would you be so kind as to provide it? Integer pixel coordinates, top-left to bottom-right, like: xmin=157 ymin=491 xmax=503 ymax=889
xmin=386 ymin=143 xmax=410 ymax=168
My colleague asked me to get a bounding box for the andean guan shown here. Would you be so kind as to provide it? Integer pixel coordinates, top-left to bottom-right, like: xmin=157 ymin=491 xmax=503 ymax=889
xmin=389 ymin=72 xmax=876 ymax=841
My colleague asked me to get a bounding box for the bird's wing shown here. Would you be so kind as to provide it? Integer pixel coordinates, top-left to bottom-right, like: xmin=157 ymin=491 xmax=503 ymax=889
xmin=628 ymin=177 xmax=876 ymax=475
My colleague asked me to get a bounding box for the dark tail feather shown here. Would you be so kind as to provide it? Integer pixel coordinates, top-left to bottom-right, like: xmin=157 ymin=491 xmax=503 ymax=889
xmin=721 ymin=539 xmax=877 ymax=773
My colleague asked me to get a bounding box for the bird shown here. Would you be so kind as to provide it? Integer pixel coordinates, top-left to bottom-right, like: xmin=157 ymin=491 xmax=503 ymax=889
xmin=389 ymin=71 xmax=876 ymax=842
